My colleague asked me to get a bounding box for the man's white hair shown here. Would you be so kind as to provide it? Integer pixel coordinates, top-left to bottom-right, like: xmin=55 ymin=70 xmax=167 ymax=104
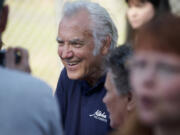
xmin=61 ymin=1 xmax=118 ymax=56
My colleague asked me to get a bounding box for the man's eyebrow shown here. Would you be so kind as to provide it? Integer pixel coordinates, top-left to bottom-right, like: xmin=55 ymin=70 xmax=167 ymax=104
xmin=56 ymin=37 xmax=85 ymax=44
xmin=69 ymin=38 xmax=85 ymax=44
xmin=56 ymin=37 xmax=63 ymax=43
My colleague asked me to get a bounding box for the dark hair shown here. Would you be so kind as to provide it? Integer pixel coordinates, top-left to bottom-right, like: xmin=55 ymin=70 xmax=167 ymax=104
xmin=0 ymin=0 xmax=5 ymax=11
xmin=126 ymin=0 xmax=170 ymax=14
xmin=134 ymin=13 xmax=180 ymax=56
xmin=105 ymin=44 xmax=132 ymax=95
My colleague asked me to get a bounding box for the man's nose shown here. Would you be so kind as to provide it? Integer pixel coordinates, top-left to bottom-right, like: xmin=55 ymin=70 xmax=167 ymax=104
xmin=59 ymin=44 xmax=73 ymax=59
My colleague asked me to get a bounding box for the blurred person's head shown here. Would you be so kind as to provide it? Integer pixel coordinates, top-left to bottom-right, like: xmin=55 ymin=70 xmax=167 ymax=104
xmin=130 ymin=14 xmax=180 ymax=129
xmin=126 ymin=0 xmax=170 ymax=29
xmin=0 ymin=0 xmax=8 ymax=50
xmin=57 ymin=1 xmax=118 ymax=85
xmin=169 ymin=0 xmax=180 ymax=16
xmin=103 ymin=45 xmax=135 ymax=129
xmin=0 ymin=0 xmax=4 ymax=10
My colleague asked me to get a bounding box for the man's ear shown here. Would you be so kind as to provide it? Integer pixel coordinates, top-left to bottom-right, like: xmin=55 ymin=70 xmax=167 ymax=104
xmin=126 ymin=93 xmax=135 ymax=111
xmin=101 ymin=35 xmax=111 ymax=55
xmin=0 ymin=5 xmax=9 ymax=34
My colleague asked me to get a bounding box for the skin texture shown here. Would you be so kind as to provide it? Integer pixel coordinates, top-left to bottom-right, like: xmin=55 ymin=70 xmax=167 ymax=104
xmin=130 ymin=50 xmax=180 ymax=126
xmin=103 ymin=71 xmax=130 ymax=129
xmin=127 ymin=1 xmax=155 ymax=29
xmin=57 ymin=9 xmax=110 ymax=85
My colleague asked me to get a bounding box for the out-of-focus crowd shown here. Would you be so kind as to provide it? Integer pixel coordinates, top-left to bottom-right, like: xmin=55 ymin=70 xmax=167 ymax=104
xmin=0 ymin=0 xmax=179 ymax=135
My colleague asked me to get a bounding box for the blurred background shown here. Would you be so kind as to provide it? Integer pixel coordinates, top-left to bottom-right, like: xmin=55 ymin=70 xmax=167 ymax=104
xmin=3 ymin=0 xmax=128 ymax=91
xmin=3 ymin=0 xmax=180 ymax=90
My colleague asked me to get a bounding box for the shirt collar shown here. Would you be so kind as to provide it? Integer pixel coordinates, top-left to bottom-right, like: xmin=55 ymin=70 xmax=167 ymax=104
xmin=80 ymin=74 xmax=106 ymax=95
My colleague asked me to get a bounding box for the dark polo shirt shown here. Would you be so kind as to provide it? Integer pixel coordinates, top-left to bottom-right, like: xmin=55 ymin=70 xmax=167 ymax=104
xmin=56 ymin=68 xmax=111 ymax=135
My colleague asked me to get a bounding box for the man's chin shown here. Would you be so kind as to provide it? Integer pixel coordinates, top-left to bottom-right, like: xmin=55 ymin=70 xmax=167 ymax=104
xmin=67 ymin=71 xmax=82 ymax=80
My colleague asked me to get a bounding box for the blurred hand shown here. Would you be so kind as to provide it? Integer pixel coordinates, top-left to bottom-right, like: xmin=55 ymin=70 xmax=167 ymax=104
xmin=5 ymin=47 xmax=31 ymax=73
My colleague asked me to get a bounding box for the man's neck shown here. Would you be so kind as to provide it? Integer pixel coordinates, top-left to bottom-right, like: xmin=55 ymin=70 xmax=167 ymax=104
xmin=84 ymin=67 xmax=106 ymax=87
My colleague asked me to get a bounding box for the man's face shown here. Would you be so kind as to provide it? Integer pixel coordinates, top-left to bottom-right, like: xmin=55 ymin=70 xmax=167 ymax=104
xmin=103 ymin=71 xmax=129 ymax=129
xmin=57 ymin=10 xmax=103 ymax=80
xmin=130 ymin=50 xmax=180 ymax=125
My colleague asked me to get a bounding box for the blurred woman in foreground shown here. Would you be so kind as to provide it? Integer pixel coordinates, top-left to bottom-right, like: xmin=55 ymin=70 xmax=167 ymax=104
xmin=130 ymin=14 xmax=180 ymax=135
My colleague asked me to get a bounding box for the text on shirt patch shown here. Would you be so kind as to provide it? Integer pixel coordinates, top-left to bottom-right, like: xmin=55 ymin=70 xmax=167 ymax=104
xmin=89 ymin=109 xmax=107 ymax=123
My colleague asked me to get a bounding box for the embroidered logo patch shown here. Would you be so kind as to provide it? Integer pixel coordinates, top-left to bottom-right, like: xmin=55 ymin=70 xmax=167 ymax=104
xmin=89 ymin=109 xmax=107 ymax=123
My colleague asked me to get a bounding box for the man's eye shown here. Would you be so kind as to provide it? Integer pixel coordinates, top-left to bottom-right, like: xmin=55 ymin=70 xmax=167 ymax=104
xmin=58 ymin=41 xmax=64 ymax=46
xmin=71 ymin=42 xmax=84 ymax=48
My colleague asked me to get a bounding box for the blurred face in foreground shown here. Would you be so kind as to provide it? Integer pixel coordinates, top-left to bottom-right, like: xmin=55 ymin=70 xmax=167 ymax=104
xmin=130 ymin=50 xmax=180 ymax=125
xmin=103 ymin=71 xmax=131 ymax=129
xmin=127 ymin=1 xmax=155 ymax=29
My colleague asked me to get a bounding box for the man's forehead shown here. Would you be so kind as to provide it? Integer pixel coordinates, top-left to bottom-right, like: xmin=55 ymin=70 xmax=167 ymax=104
xmin=58 ymin=10 xmax=93 ymax=41
xmin=60 ymin=9 xmax=91 ymax=28
xmin=57 ymin=36 xmax=84 ymax=41
xmin=58 ymin=20 xmax=93 ymax=40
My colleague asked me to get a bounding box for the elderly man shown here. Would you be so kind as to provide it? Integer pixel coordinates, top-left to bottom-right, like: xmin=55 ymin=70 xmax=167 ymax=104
xmin=55 ymin=1 xmax=118 ymax=135
xmin=0 ymin=1 xmax=63 ymax=135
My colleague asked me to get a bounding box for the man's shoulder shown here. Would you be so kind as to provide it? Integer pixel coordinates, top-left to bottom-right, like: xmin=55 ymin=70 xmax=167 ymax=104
xmin=56 ymin=68 xmax=83 ymax=95
xmin=59 ymin=68 xmax=107 ymax=88
xmin=60 ymin=68 xmax=68 ymax=79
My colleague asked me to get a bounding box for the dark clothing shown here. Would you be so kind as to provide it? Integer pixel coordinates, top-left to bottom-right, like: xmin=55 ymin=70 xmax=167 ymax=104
xmin=56 ymin=68 xmax=111 ymax=135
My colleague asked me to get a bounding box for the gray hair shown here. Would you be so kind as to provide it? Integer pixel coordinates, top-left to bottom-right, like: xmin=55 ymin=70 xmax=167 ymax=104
xmin=105 ymin=44 xmax=132 ymax=95
xmin=61 ymin=1 xmax=118 ymax=55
